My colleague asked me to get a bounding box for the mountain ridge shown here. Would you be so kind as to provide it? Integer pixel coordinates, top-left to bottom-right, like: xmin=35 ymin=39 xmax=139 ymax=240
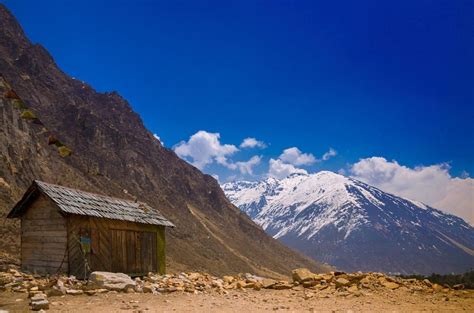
xmin=223 ymin=171 xmax=474 ymax=274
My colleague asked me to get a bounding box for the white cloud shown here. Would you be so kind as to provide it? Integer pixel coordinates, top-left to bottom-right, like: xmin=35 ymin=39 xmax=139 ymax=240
xmin=279 ymin=147 xmax=316 ymax=166
xmin=322 ymin=148 xmax=337 ymax=161
xmin=173 ymin=131 xmax=238 ymax=169
xmin=235 ymin=156 xmax=262 ymax=175
xmin=268 ymin=158 xmax=308 ymax=179
xmin=240 ymin=137 xmax=267 ymax=149
xmin=153 ymin=133 xmax=163 ymax=145
xmin=173 ymin=130 xmax=261 ymax=175
xmin=350 ymin=157 xmax=474 ymax=224
xmin=215 ymin=155 xmax=262 ymax=175
xmin=268 ymin=147 xmax=337 ymax=179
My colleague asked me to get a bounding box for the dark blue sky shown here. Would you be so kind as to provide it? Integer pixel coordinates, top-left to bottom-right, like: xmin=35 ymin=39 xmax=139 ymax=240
xmin=4 ymin=0 xmax=473 ymax=180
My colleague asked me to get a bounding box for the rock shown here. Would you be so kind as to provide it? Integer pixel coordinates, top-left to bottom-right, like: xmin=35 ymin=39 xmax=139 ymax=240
xmin=46 ymin=287 xmax=65 ymax=297
xmin=143 ymin=285 xmax=154 ymax=293
xmin=262 ymin=278 xmax=278 ymax=289
xmin=292 ymin=268 xmax=315 ymax=283
xmin=30 ymin=293 xmax=47 ymax=302
xmin=382 ymin=282 xmax=400 ymax=290
xmin=31 ymin=299 xmax=49 ymax=311
xmin=423 ymin=279 xmax=432 ymax=287
xmin=272 ymin=282 xmax=293 ymax=290
xmin=223 ymin=276 xmax=235 ymax=284
xmin=0 ymin=273 xmax=13 ymax=286
xmin=28 ymin=290 xmax=43 ymax=298
xmin=453 ymin=284 xmax=464 ymax=290
xmin=302 ymin=280 xmax=318 ymax=288
xmin=432 ymin=284 xmax=443 ymax=292
xmin=89 ymin=272 xmax=136 ymax=291
xmin=188 ymin=273 xmax=201 ymax=280
xmin=348 ymin=285 xmax=359 ymax=293
xmin=66 ymin=289 xmax=84 ymax=295
xmin=236 ymin=280 xmax=254 ymax=289
xmin=30 ymin=293 xmax=49 ymax=311
xmin=335 ymin=278 xmax=351 ymax=288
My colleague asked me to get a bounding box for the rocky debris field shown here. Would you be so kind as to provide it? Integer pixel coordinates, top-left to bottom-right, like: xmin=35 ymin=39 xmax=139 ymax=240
xmin=0 ymin=267 xmax=473 ymax=312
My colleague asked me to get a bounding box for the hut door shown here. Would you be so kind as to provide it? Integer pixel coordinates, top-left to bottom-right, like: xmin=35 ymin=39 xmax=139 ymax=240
xmin=110 ymin=229 xmax=157 ymax=275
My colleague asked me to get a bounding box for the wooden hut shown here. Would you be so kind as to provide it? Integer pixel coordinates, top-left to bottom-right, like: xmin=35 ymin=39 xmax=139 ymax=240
xmin=7 ymin=180 xmax=174 ymax=278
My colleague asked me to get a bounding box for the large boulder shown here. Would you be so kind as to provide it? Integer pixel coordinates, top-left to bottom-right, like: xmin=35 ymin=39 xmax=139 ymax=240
xmin=89 ymin=272 xmax=136 ymax=291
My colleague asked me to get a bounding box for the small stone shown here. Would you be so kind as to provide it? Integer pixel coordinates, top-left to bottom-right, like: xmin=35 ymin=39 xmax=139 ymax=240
xmin=453 ymin=284 xmax=464 ymax=290
xmin=272 ymin=282 xmax=293 ymax=290
xmin=432 ymin=284 xmax=443 ymax=292
xmin=30 ymin=293 xmax=47 ymax=302
xmin=47 ymin=287 xmax=66 ymax=297
xmin=31 ymin=299 xmax=49 ymax=311
xmin=382 ymin=282 xmax=400 ymax=290
xmin=223 ymin=276 xmax=235 ymax=284
xmin=66 ymin=289 xmax=84 ymax=295
xmin=335 ymin=278 xmax=351 ymax=288
xmin=262 ymin=279 xmax=278 ymax=289
xmin=292 ymin=268 xmax=315 ymax=283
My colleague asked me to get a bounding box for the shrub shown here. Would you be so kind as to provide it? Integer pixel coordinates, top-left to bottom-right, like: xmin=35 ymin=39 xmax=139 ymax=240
xmin=12 ymin=99 xmax=28 ymax=109
xmin=48 ymin=135 xmax=59 ymax=145
xmin=20 ymin=110 xmax=37 ymax=119
xmin=400 ymin=270 xmax=474 ymax=289
xmin=4 ymin=89 xmax=20 ymax=99
xmin=58 ymin=146 xmax=72 ymax=157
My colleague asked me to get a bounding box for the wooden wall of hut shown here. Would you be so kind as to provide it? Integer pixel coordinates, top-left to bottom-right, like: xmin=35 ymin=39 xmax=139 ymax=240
xmin=68 ymin=215 xmax=165 ymax=278
xmin=20 ymin=194 xmax=68 ymax=275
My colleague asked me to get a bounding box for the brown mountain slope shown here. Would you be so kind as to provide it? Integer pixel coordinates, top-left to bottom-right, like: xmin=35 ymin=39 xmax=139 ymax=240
xmin=0 ymin=4 xmax=331 ymax=277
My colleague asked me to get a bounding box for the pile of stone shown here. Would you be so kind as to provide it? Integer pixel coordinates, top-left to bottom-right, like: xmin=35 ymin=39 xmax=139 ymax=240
xmin=288 ymin=268 xmax=445 ymax=295
xmin=0 ymin=267 xmax=464 ymax=310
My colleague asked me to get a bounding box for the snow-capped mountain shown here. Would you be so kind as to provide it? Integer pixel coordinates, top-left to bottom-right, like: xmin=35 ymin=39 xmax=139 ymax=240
xmin=222 ymin=171 xmax=474 ymax=274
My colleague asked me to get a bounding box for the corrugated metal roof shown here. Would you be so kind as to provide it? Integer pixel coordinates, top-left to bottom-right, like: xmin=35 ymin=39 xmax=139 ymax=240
xmin=8 ymin=180 xmax=174 ymax=227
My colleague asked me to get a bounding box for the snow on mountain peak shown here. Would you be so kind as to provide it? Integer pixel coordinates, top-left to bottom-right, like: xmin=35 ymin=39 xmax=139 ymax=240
xmin=222 ymin=170 xmax=474 ymax=274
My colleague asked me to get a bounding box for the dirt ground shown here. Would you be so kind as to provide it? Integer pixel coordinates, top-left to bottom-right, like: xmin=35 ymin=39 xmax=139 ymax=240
xmin=1 ymin=288 xmax=473 ymax=313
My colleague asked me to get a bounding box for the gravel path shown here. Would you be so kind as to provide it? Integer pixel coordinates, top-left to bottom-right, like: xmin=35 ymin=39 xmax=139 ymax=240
xmin=1 ymin=288 xmax=473 ymax=312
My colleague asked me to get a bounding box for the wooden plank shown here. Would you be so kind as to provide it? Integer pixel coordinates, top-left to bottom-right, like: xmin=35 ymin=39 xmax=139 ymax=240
xmin=22 ymin=219 xmax=66 ymax=226
xmin=67 ymin=215 xmax=90 ymax=279
xmin=21 ymin=224 xmax=67 ymax=232
xmin=121 ymin=230 xmax=127 ymax=273
xmin=22 ymin=230 xmax=67 ymax=237
xmin=136 ymin=232 xmax=141 ymax=274
xmin=106 ymin=220 xmax=159 ymax=232
xmin=22 ymin=242 xmax=67 ymax=250
xmin=23 ymin=259 xmax=65 ymax=267
xmin=22 ymin=247 xmax=67 ymax=258
xmin=22 ymin=236 xmax=67 ymax=244
xmin=156 ymin=227 xmax=165 ymax=274
xmin=22 ymin=265 xmax=64 ymax=274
